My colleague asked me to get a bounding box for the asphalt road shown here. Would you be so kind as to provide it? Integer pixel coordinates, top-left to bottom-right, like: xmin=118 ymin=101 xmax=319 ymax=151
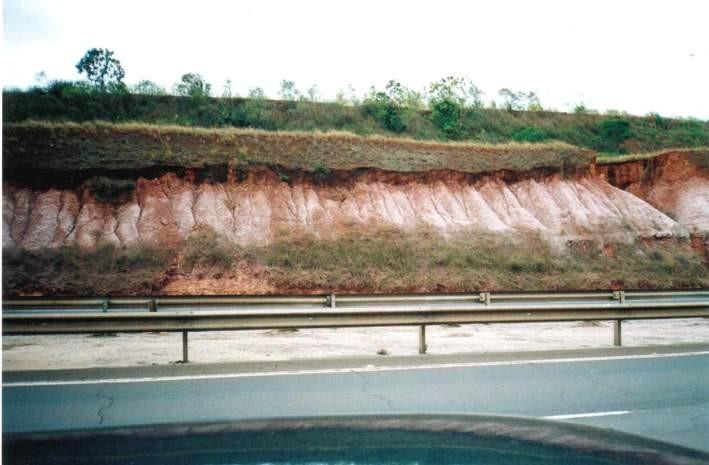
xmin=4 ymin=345 xmax=708 ymax=452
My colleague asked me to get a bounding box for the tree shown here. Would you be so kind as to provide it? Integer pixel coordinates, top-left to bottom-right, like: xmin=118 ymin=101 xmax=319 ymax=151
xmin=427 ymin=77 xmax=483 ymax=139
xmin=306 ymin=84 xmax=319 ymax=102
xmin=362 ymin=80 xmax=411 ymax=133
xmin=526 ymin=92 xmax=543 ymax=111
xmin=574 ymin=102 xmax=589 ymax=114
xmin=498 ymin=88 xmax=524 ymax=110
xmin=34 ymin=71 xmax=48 ymax=87
xmin=428 ymin=76 xmax=483 ymax=108
xmin=174 ymin=73 xmax=211 ymax=98
xmin=75 ymin=48 xmax=125 ymax=92
xmin=279 ymin=80 xmax=301 ymax=101
xmin=498 ymin=89 xmax=542 ymax=111
xmin=222 ymin=79 xmax=233 ymax=98
xmin=132 ymin=80 xmax=165 ymax=95
xmin=248 ymin=87 xmax=266 ymax=99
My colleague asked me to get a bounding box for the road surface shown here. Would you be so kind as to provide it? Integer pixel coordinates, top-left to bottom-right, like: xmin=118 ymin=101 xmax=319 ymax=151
xmin=4 ymin=344 xmax=708 ymax=452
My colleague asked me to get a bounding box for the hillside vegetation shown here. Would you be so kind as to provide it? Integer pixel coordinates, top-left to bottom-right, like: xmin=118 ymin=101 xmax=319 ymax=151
xmin=4 ymin=90 xmax=709 ymax=154
xmin=3 ymin=230 xmax=706 ymax=296
xmin=3 ymin=121 xmax=594 ymax=175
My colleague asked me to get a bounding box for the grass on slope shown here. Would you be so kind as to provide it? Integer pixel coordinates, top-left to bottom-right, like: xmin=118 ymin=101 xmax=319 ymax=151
xmin=3 ymin=230 xmax=706 ymax=296
xmin=5 ymin=90 xmax=709 ymax=153
xmin=2 ymin=245 xmax=171 ymax=295
xmin=597 ymin=147 xmax=709 ymax=168
xmin=254 ymin=231 xmax=707 ymax=292
xmin=3 ymin=121 xmax=594 ymax=175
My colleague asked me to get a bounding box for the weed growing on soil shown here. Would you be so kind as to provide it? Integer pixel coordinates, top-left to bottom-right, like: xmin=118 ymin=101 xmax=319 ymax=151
xmin=2 ymin=244 xmax=171 ymax=295
xmin=247 ymin=231 xmax=708 ymax=292
xmin=3 ymin=231 xmax=705 ymax=296
xmin=181 ymin=227 xmax=237 ymax=271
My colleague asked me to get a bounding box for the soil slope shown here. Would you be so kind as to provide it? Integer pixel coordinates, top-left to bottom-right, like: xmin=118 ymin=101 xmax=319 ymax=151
xmin=3 ymin=168 xmax=691 ymax=251
xmin=599 ymin=151 xmax=709 ymax=232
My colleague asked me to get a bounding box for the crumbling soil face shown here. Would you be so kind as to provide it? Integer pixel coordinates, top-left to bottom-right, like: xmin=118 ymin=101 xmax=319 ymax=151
xmin=598 ymin=152 xmax=709 ymax=232
xmin=2 ymin=167 xmax=689 ymax=251
xmin=160 ymin=261 xmax=275 ymax=295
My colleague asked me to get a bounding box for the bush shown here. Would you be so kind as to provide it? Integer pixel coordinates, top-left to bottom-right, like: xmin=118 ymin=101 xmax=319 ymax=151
xmin=363 ymin=91 xmax=406 ymax=133
xmin=430 ymin=98 xmax=463 ymax=139
xmin=3 ymin=90 xmax=708 ymax=152
xmin=312 ymin=161 xmax=332 ymax=183
xmin=598 ymin=118 xmax=632 ymax=152
xmin=512 ymin=127 xmax=549 ymax=143
xmin=2 ymin=244 xmax=171 ymax=296
xmin=182 ymin=228 xmax=237 ymax=270
xmin=247 ymin=230 xmax=707 ymax=292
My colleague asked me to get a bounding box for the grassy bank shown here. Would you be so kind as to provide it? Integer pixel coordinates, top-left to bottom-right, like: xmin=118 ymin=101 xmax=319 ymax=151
xmin=3 ymin=121 xmax=594 ymax=175
xmin=5 ymin=91 xmax=709 ymax=153
xmin=2 ymin=245 xmax=171 ymax=295
xmin=3 ymin=231 xmax=706 ymax=296
xmin=596 ymin=147 xmax=709 ymax=167
xmin=252 ymin=232 xmax=707 ymax=292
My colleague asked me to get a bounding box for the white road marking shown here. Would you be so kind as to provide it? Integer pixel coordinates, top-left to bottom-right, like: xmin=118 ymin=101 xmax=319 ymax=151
xmin=4 ymin=350 xmax=708 ymax=387
xmin=544 ymin=410 xmax=631 ymax=420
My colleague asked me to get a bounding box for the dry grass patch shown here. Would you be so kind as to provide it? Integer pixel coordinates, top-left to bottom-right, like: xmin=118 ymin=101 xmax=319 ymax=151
xmin=2 ymin=244 xmax=171 ymax=296
xmin=247 ymin=231 xmax=708 ymax=293
xmin=3 ymin=231 xmax=705 ymax=296
xmin=4 ymin=121 xmax=595 ymax=175
xmin=597 ymin=147 xmax=709 ymax=166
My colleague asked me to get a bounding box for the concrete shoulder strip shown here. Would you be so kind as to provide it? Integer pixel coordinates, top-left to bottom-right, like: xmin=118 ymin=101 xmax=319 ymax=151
xmin=4 ymin=350 xmax=708 ymax=388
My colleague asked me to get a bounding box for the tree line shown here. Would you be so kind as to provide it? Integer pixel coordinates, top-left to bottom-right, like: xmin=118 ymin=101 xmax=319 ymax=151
xmin=7 ymin=48 xmax=707 ymax=153
xmin=55 ymin=48 xmax=560 ymax=113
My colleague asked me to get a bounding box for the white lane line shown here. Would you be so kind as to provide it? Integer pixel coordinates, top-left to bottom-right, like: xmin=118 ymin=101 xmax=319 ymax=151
xmin=4 ymin=351 xmax=708 ymax=387
xmin=544 ymin=410 xmax=631 ymax=420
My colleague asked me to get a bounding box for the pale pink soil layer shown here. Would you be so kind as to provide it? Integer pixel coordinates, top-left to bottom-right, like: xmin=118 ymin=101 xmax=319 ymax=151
xmin=3 ymin=170 xmax=695 ymax=250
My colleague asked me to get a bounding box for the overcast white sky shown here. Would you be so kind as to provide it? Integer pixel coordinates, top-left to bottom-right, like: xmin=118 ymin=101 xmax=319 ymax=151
xmin=3 ymin=0 xmax=708 ymax=118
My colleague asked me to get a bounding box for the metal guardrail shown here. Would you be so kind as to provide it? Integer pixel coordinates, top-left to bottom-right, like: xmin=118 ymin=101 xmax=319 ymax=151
xmin=3 ymin=290 xmax=708 ymax=363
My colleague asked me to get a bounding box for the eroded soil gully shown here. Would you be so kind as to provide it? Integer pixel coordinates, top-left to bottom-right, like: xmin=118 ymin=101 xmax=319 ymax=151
xmin=4 ymin=156 xmax=707 ymax=251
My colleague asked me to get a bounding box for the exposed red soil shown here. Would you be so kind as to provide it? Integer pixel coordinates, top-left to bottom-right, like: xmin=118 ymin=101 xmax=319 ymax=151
xmin=597 ymin=152 xmax=709 ymax=231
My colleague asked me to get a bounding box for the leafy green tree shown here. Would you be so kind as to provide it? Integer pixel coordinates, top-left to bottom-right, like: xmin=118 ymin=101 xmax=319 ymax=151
xmin=132 ymin=80 xmax=165 ymax=95
xmin=75 ymin=48 xmax=126 ymax=92
xmin=427 ymin=77 xmax=482 ymax=138
xmin=430 ymin=98 xmax=463 ymax=138
xmin=363 ymin=80 xmax=409 ymax=133
xmin=174 ymin=73 xmax=211 ymax=98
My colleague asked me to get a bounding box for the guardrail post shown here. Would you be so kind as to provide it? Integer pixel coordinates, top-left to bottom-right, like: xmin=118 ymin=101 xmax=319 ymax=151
xmin=101 ymin=299 xmax=109 ymax=313
xmin=149 ymin=299 xmax=157 ymax=312
xmin=418 ymin=325 xmax=427 ymax=354
xmin=329 ymin=293 xmax=336 ymax=309
xmin=182 ymin=331 xmax=189 ymax=363
xmin=613 ymin=290 xmax=626 ymax=304
xmin=613 ymin=320 xmax=622 ymax=346
xmin=612 ymin=290 xmax=625 ymax=346
xmin=480 ymin=292 xmax=491 ymax=306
